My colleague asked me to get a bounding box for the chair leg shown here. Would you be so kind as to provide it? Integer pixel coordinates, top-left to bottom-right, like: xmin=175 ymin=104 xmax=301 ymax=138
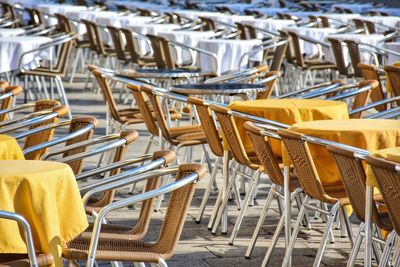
xmin=347 ymin=223 xmax=364 ymax=267
xmin=262 ymin=210 xmax=285 ymax=266
xmin=378 ymin=231 xmax=396 ymax=267
xmin=340 ymin=205 xmax=354 ymax=247
xmin=229 ymin=171 xmax=260 ymax=245
xmin=245 ymin=184 xmax=278 ymax=258
xmin=196 ymin=157 xmax=221 ymax=223
xmin=158 ymin=258 xmax=168 ymax=267
xmin=55 ymin=76 xmax=72 ymax=119
xmin=282 ymin=195 xmax=310 ymax=267
xmin=312 ymin=202 xmax=340 ymax=267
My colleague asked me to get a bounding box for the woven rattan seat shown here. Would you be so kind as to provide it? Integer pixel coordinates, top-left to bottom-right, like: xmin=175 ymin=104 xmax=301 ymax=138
xmin=0 ymin=253 xmax=53 ymax=267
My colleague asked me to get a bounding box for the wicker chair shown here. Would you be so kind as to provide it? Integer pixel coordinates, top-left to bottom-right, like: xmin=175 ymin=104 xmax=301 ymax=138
xmin=327 ymin=145 xmax=393 ymax=266
xmin=62 ymin=164 xmax=206 ymax=267
xmin=365 ymin=155 xmax=400 ymax=267
xmin=209 ymin=103 xmax=263 ymax=243
xmin=0 ymin=85 xmax=23 ymax=121
xmin=120 ymin=27 xmax=156 ymax=67
xmin=0 ymin=211 xmax=53 ymax=267
xmin=358 ymin=63 xmax=387 ymax=110
xmin=243 ymin=122 xmax=305 ymax=264
xmin=384 ymin=65 xmax=400 ymax=100
xmin=278 ymin=129 xmax=353 ymax=267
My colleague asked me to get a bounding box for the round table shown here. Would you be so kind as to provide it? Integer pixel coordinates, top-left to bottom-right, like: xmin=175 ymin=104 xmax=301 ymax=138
xmin=172 ymin=83 xmax=266 ymax=95
xmin=0 ymin=160 xmax=88 ymax=267
xmin=367 ymin=147 xmax=400 ymax=188
xmin=229 ymin=99 xmax=349 ymax=155
xmin=0 ymin=134 xmax=24 ymax=160
xmin=119 ymin=69 xmax=204 ymax=79
xmin=287 ymin=119 xmax=400 ymax=186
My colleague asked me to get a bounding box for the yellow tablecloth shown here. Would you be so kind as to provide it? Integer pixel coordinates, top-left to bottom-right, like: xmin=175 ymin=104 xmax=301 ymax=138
xmin=228 ymin=99 xmax=349 ymax=155
xmin=0 ymin=134 xmax=24 ymax=160
xmin=287 ymin=119 xmax=400 ymax=186
xmin=0 ymin=160 xmax=88 ymax=267
xmin=367 ymin=147 xmax=400 ymax=187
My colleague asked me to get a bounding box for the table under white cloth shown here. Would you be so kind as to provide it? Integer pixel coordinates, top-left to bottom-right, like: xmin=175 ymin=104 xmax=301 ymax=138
xmin=198 ymin=39 xmax=262 ymax=76
xmin=36 ymin=4 xmax=88 ymax=26
xmin=286 ymin=11 xmax=322 ymax=19
xmin=321 ymin=13 xmax=361 ymax=23
xmin=360 ymin=16 xmax=400 ymax=29
xmin=158 ymin=30 xmax=215 ymax=65
xmin=174 ymin=10 xmax=225 ymax=21
xmin=247 ymin=7 xmax=290 ymax=16
xmin=331 ymin=3 xmax=374 ymax=13
xmin=284 ymin=26 xmax=337 ymax=57
xmin=96 ymin=15 xmax=154 ymax=28
xmin=251 ymin=19 xmax=295 ymax=35
xmin=370 ymin=8 xmax=400 ymax=16
xmin=386 ymin=42 xmax=400 ymax=64
xmin=0 ymin=28 xmax=25 ymax=37
xmin=200 ymin=13 xmax=254 ymax=26
xmin=0 ymin=36 xmax=52 ymax=73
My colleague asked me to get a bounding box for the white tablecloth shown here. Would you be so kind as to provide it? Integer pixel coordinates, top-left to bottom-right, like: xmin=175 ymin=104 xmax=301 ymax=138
xmin=370 ymin=8 xmax=400 ymax=17
xmin=36 ymin=4 xmax=88 ymax=26
xmin=331 ymin=3 xmax=374 ymax=13
xmin=158 ymin=30 xmax=215 ymax=65
xmin=0 ymin=36 xmax=52 ymax=73
xmin=386 ymin=42 xmax=400 ymax=65
xmin=287 ymin=11 xmax=322 ymax=19
xmin=200 ymin=13 xmax=254 ymax=26
xmin=215 ymin=3 xmax=256 ymax=13
xmin=360 ymin=16 xmax=400 ymax=29
xmin=284 ymin=26 xmax=337 ymax=56
xmin=321 ymin=13 xmax=361 ymax=23
xmin=198 ymin=39 xmax=262 ymax=75
xmin=130 ymin=23 xmax=181 ymax=56
xmin=0 ymin=28 xmax=25 ymax=37
xmin=251 ymin=18 xmax=295 ymax=35
xmin=96 ymin=16 xmax=153 ymax=28
xmin=247 ymin=7 xmax=290 ymax=16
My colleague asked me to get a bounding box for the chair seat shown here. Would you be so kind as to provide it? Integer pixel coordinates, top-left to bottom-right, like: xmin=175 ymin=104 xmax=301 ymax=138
xmin=303 ymin=61 xmax=337 ymax=70
xmin=73 ymin=223 xmax=145 ymax=241
xmin=0 ymin=253 xmax=53 ymax=267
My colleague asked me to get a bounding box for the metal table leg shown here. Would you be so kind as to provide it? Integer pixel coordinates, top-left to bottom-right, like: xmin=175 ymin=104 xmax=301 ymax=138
xmin=364 ymin=185 xmax=373 ymax=267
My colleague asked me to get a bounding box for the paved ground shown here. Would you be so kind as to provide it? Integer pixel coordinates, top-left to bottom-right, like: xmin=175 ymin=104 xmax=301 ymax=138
xmin=16 ymin=77 xmax=370 ymax=266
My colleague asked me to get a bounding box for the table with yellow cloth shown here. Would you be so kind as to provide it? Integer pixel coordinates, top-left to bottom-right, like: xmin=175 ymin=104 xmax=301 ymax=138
xmin=0 ymin=134 xmax=24 ymax=160
xmin=0 ymin=160 xmax=88 ymax=267
xmin=366 ymin=147 xmax=400 ymax=188
xmin=287 ymin=119 xmax=400 ymax=187
xmin=228 ymin=99 xmax=349 ymax=155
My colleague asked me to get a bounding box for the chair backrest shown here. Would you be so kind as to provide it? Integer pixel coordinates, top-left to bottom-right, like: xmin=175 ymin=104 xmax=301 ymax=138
xmin=327 ymin=37 xmax=348 ymax=76
xmin=63 ymin=117 xmax=98 ymax=174
xmin=343 ymin=39 xmax=363 ymax=78
xmin=199 ymin=16 xmax=216 ymax=31
xmin=140 ymin=85 xmax=176 ymax=144
xmin=153 ymin=164 xmax=206 ymax=259
xmin=107 ymin=26 xmax=128 ymax=61
xmin=0 ymin=86 xmax=23 ymax=121
xmin=277 ymin=129 xmax=336 ymax=203
xmin=256 ymin=71 xmax=280 ymax=99
xmin=366 ymin=155 xmax=400 ymax=235
xmin=91 ymin=68 xmax=123 ymax=123
xmin=352 ymin=19 xmax=365 ymax=30
xmin=127 ymin=84 xmax=159 ymax=136
xmin=120 ymin=28 xmax=142 ymax=64
xmin=1 ymin=3 xmax=16 ymax=21
xmin=270 ymin=39 xmax=288 ymax=72
xmin=23 ymin=101 xmax=69 ymax=160
xmin=364 ymin=20 xmax=376 ymax=34
xmin=348 ymin=80 xmax=375 ymax=118
xmin=384 ymin=65 xmax=400 ymax=99
xmin=53 ymin=35 xmax=76 ymax=75
xmin=147 ymin=34 xmax=175 ymax=69
xmin=26 ymin=8 xmax=44 ymax=26
xmin=318 ymin=16 xmax=330 ymax=28
xmin=287 ymin=31 xmax=305 ymax=68
xmin=358 ymin=63 xmax=386 ymax=111
xmin=55 ymin=13 xmax=72 ymax=34
xmin=81 ymin=19 xmax=107 ymax=55
xmin=209 ymin=104 xmax=255 ymax=168
xmin=244 ymin=122 xmax=285 ymax=187
xmin=327 ymin=145 xmax=390 ymax=230
xmin=187 ymin=97 xmax=224 ymax=157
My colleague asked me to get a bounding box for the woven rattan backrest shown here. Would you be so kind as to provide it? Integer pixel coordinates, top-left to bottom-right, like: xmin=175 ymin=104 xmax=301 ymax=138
xmin=90 ymin=21 xmax=107 ymax=56
xmin=24 ymin=101 xmax=68 ymax=160
xmin=244 ymin=122 xmax=284 ymax=186
xmin=352 ymin=19 xmax=365 ymax=30
xmin=349 ymin=80 xmax=374 ymax=118
xmin=187 ymin=97 xmax=224 ymax=157
xmin=327 ymin=38 xmax=348 ymax=75
xmin=52 ymin=36 xmax=75 ymax=74
xmin=200 ymin=17 xmax=216 ymax=31
xmin=107 ymin=26 xmax=127 ymax=61
xmin=120 ymin=28 xmax=141 ymax=64
xmin=1 ymin=3 xmax=16 ymax=21
xmin=278 ymin=129 xmax=332 ymax=202
xmin=62 ymin=117 xmax=98 ymax=174
xmin=358 ymin=63 xmax=386 ymax=111
xmin=364 ymin=20 xmax=376 ymax=34
xmin=366 ymin=156 xmax=400 ymax=235
xmin=384 ymin=65 xmax=400 ymax=99
xmin=147 ymin=34 xmax=175 ymax=69
xmin=236 ymin=22 xmax=247 ymax=40
xmin=141 ymin=85 xmax=174 ymax=144
xmin=89 ymin=130 xmax=139 ymax=209
xmin=343 ymin=39 xmax=363 ymax=78
xmin=0 ymin=86 xmax=22 ymax=121
xmin=256 ymin=71 xmax=280 ymax=99
xmin=91 ymin=69 xmax=122 ymax=123
xmin=210 ymin=104 xmax=251 ymax=166
xmin=270 ymin=40 xmax=288 ymax=72
xmin=81 ymin=19 xmax=98 ymax=52
xmin=319 ymin=16 xmax=330 ymax=27
xmin=153 ymin=164 xmax=206 ymax=257
xmin=287 ymin=31 xmax=304 ymax=68
xmin=27 ymin=8 xmax=44 ymax=26
xmin=127 ymin=84 xmax=159 ymax=136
